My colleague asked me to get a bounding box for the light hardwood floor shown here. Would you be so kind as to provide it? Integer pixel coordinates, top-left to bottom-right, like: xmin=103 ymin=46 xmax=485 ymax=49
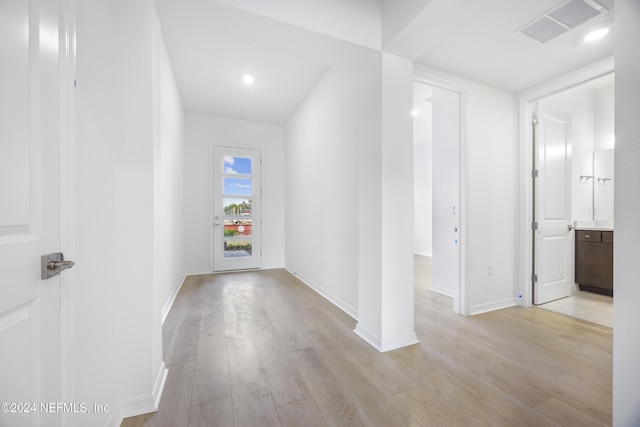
xmin=121 ymin=258 xmax=612 ymax=426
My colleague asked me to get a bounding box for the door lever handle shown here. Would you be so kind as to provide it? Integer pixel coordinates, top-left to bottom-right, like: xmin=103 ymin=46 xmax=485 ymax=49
xmin=41 ymin=253 xmax=75 ymax=280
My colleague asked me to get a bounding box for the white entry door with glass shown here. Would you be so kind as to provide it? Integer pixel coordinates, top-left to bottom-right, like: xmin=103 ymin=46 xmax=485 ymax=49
xmin=212 ymin=147 xmax=262 ymax=271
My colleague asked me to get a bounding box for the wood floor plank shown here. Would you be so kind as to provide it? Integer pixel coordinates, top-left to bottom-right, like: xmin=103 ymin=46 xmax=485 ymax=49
xmin=535 ymin=396 xmax=609 ymax=427
xmin=325 ymin=350 xmax=408 ymax=426
xmin=226 ymin=335 xmax=281 ymax=426
xmin=276 ymin=398 xmax=328 ymax=427
xmin=165 ymin=317 xmax=201 ymax=366
xmin=252 ymin=323 xmax=312 ymax=407
xmin=146 ymin=360 xmax=195 ymax=427
xmin=188 ymin=397 xmax=234 ymax=427
xmin=191 ymin=348 xmax=231 ymax=406
xmin=290 ymin=347 xmax=367 ymax=427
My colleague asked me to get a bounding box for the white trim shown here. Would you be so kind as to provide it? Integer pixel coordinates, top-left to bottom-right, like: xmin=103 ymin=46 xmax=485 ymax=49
xmin=152 ymin=362 xmax=169 ymax=411
xmin=184 ymin=268 xmax=211 ymax=276
xmin=430 ymin=285 xmax=455 ymax=298
xmin=380 ymin=332 xmax=419 ymax=352
xmin=284 ymin=267 xmax=358 ymax=320
xmin=516 ymin=56 xmax=614 ymax=308
xmin=353 ymin=324 xmax=419 ymax=353
xmin=59 ymin=1 xmax=76 ymax=425
xmin=161 ymin=274 xmax=187 ymax=325
xmin=209 ymin=145 xmax=215 ymax=273
xmin=413 ymin=69 xmax=469 ymax=316
xmin=353 ymin=324 xmax=381 ymax=350
xmin=104 ymin=363 xmax=168 ymax=427
xmin=469 ymin=298 xmax=518 ymax=315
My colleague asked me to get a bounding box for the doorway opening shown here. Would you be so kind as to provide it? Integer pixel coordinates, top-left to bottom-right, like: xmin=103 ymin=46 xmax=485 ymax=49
xmin=412 ymin=80 xmax=465 ymax=315
xmin=528 ymin=72 xmax=614 ymax=328
xmin=211 ymin=146 xmax=262 ymax=271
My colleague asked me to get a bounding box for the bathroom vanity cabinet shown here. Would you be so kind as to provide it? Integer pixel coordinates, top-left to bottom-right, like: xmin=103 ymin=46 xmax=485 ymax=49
xmin=575 ymin=229 xmax=613 ymax=296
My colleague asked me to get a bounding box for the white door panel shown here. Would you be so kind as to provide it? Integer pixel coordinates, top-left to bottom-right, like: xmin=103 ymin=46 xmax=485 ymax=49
xmin=534 ymin=105 xmax=572 ymax=305
xmin=0 ymin=0 xmax=64 ymax=425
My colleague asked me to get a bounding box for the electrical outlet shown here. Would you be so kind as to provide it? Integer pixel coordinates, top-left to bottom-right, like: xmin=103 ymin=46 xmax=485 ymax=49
xmin=488 ymin=264 xmax=494 ymax=276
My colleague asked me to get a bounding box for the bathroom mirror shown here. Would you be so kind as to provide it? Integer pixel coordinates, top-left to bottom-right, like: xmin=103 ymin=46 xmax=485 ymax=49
xmin=593 ymin=148 xmax=614 ymax=226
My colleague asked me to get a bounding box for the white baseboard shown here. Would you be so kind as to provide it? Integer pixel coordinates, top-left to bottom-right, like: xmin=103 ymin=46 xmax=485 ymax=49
xmin=284 ymin=267 xmax=358 ymax=320
xmin=354 ymin=324 xmax=419 ymax=353
xmin=104 ymin=363 xmax=167 ymax=427
xmin=184 ymin=268 xmax=211 ymax=276
xmin=430 ymin=285 xmax=455 ymax=298
xmin=354 ymin=323 xmax=381 ymax=350
xmin=470 ymin=297 xmax=518 ymax=315
xmin=162 ymin=274 xmax=187 ymax=325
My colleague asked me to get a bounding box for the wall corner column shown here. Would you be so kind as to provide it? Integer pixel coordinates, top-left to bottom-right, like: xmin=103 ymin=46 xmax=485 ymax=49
xmin=355 ymin=52 xmax=418 ymax=352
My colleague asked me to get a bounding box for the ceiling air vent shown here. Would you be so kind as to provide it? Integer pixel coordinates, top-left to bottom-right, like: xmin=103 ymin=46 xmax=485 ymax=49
xmin=517 ymin=0 xmax=607 ymax=44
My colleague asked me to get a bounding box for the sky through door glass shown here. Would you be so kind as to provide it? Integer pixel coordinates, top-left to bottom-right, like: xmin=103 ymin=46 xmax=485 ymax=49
xmin=224 ymin=156 xmax=252 ymax=175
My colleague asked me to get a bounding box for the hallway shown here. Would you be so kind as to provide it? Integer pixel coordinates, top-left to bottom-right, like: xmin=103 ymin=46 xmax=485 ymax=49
xmin=122 ymin=267 xmax=612 ymax=426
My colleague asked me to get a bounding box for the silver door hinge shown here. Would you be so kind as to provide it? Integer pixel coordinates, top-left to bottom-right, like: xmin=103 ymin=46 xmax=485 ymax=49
xmin=531 ymin=222 xmax=538 ymax=230
xmin=532 ymin=274 xmax=538 ymax=283
xmin=531 ymin=170 xmax=539 ymax=178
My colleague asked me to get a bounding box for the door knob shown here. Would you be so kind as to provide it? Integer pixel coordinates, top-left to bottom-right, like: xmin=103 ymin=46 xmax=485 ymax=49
xmin=41 ymin=253 xmax=75 ymax=280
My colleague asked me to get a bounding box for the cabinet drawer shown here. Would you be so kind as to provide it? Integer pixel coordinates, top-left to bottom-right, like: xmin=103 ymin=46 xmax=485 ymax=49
xmin=576 ymin=230 xmax=601 ymax=242
xmin=602 ymin=231 xmax=614 ymax=243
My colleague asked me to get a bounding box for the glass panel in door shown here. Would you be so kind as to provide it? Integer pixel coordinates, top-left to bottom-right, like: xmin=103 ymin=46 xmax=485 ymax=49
xmin=213 ymin=148 xmax=261 ymax=270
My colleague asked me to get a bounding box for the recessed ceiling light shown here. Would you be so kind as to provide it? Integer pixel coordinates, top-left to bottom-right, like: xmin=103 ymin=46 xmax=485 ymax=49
xmin=411 ymin=109 xmax=420 ymax=116
xmin=242 ymin=75 xmax=255 ymax=85
xmin=585 ymin=27 xmax=609 ymax=42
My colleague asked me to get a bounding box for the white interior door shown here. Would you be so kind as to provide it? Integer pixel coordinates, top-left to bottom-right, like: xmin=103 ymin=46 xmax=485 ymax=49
xmin=0 ymin=1 xmax=66 ymax=425
xmin=431 ymin=87 xmax=461 ymax=302
xmin=212 ymin=147 xmax=262 ymax=271
xmin=533 ymin=104 xmax=573 ymax=305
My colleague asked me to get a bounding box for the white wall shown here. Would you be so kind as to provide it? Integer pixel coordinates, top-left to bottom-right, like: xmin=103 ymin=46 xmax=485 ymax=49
xmin=415 ymin=64 xmax=518 ymax=315
xmin=75 ymin=3 xmax=122 ymax=425
xmin=183 ymin=114 xmax=285 ymax=273
xmin=594 ymin=83 xmax=615 ymax=151
xmin=413 ymin=83 xmax=433 ymax=257
xmin=613 ymin=1 xmax=640 ymax=424
xmin=74 ymin=1 xmax=183 ymax=425
xmin=284 ymin=68 xmax=361 ymax=317
xmin=153 ymin=7 xmax=185 ymax=329
xmin=539 ymin=87 xmax=595 ymax=222
xmin=378 ymin=53 xmax=417 ymax=350
xmin=286 ymin=55 xmax=417 ymax=350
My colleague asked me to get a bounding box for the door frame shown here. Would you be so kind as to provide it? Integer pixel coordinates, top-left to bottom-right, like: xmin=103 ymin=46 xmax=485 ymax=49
xmin=516 ymin=56 xmax=614 ymax=307
xmin=413 ymin=71 xmax=468 ymax=316
xmin=60 ymin=0 xmax=76 ymax=422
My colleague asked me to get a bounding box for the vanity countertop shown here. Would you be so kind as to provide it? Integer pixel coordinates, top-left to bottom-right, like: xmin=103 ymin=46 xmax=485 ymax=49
xmin=575 ymin=227 xmax=614 ymax=232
